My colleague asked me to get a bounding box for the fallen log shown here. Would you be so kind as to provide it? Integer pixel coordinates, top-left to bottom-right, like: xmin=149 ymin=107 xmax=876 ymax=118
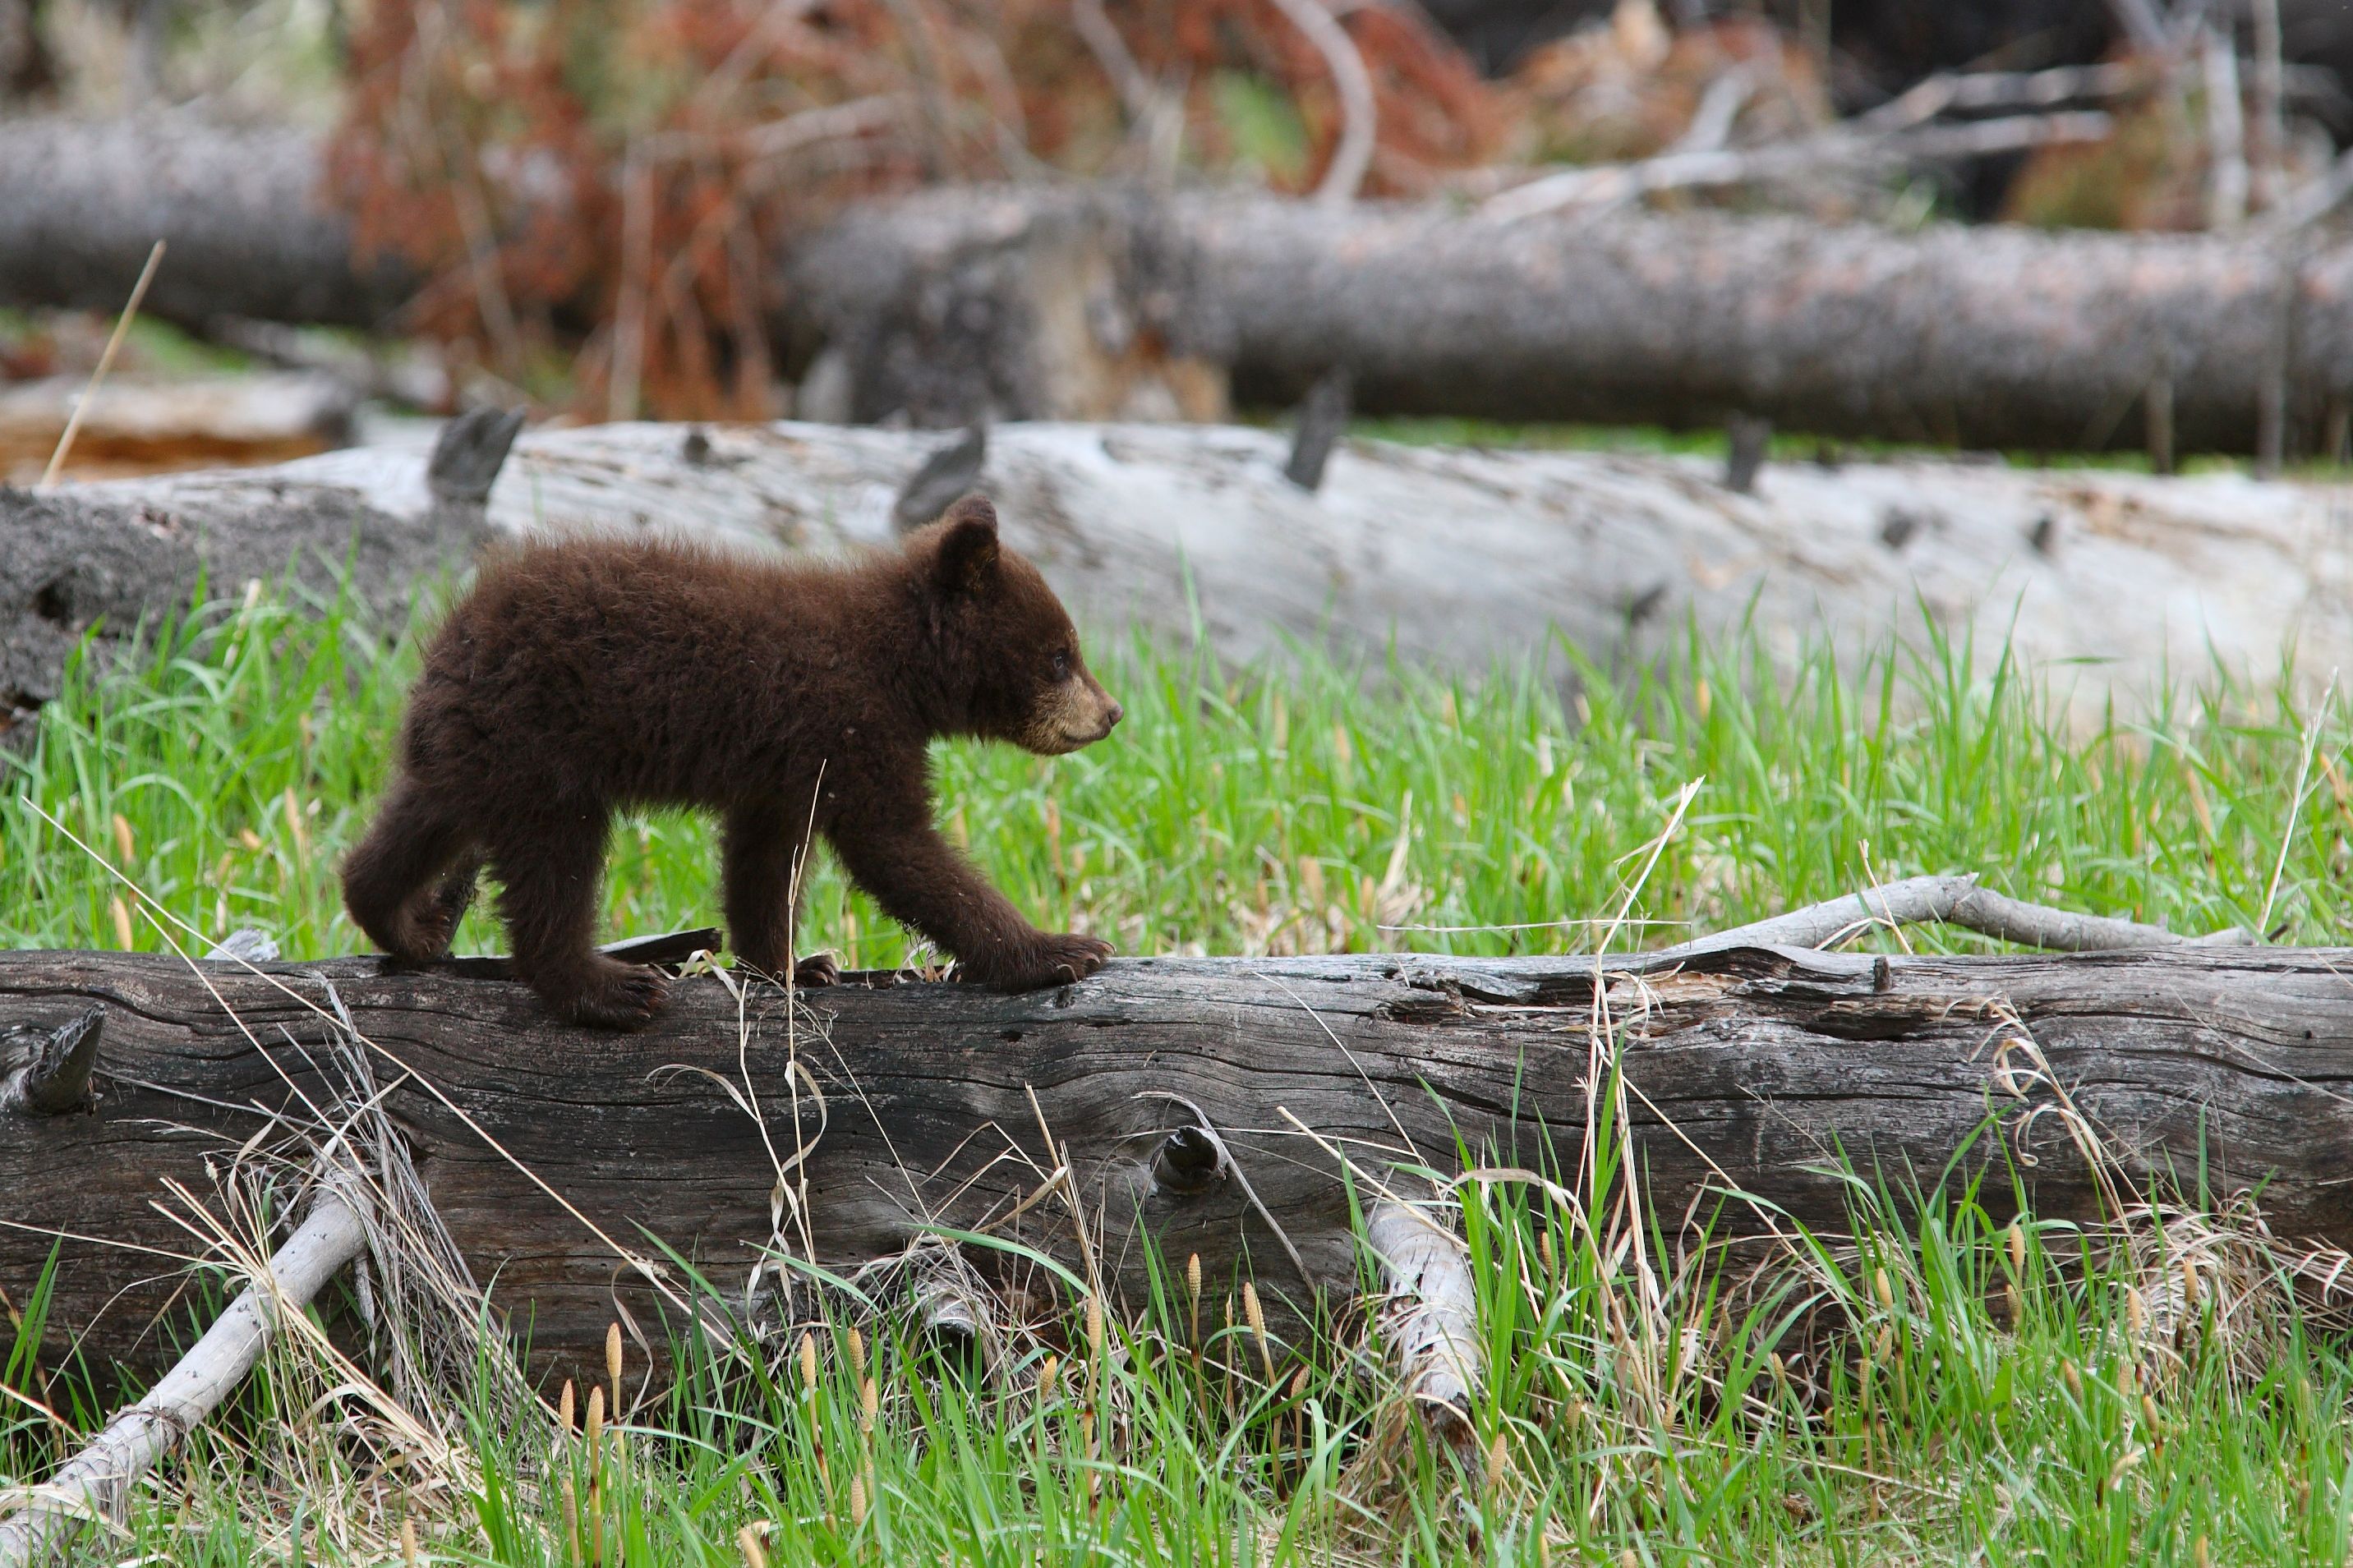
xmin=0 ymin=114 xmax=412 ymax=334
xmin=11 ymin=115 xmax=2353 ymax=453
xmin=16 ymin=419 xmax=2348 ymax=734
xmin=794 ymin=185 xmax=2353 ymax=455
xmin=0 ymin=407 xmax=517 ymax=746
xmin=5 ymin=917 xmax=2353 ymax=1384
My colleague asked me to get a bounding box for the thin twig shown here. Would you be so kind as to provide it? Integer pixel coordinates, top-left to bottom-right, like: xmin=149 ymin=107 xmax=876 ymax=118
xmin=1481 ymin=112 xmax=2112 ymax=223
xmin=608 ymin=139 xmax=654 ymax=423
xmin=2250 ymin=0 xmax=2286 ymax=212
xmin=2260 ymin=674 xmax=2336 ymax=936
xmin=38 ymin=240 xmax=163 ymax=490
xmin=1263 ymin=0 xmax=1375 ymax=204
xmin=1668 ymin=63 xmax=1753 ymax=154
xmin=1071 ymin=0 xmax=1153 ymax=124
xmin=2107 ymin=0 xmax=2170 ymax=56
xmin=1857 ymin=61 xmax=2148 ymax=132
xmin=2204 ymin=25 xmax=2249 ymax=229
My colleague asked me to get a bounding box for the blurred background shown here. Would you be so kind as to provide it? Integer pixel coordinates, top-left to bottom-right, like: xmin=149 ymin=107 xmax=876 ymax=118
xmin=5 ymin=0 xmax=2352 ymax=465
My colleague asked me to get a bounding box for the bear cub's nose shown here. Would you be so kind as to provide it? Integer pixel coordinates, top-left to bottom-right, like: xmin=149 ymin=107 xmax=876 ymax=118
xmin=1106 ymin=701 xmax=1125 ymax=729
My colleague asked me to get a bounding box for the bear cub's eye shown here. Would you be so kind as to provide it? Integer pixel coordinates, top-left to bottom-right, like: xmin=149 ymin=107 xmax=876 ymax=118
xmin=1051 ymin=650 xmax=1071 ymax=680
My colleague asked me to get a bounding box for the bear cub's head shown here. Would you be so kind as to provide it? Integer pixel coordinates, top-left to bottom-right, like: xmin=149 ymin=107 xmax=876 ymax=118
xmin=909 ymin=494 xmax=1122 ymax=756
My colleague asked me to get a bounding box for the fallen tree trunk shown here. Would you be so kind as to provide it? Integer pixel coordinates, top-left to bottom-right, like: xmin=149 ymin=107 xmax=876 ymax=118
xmin=0 ymin=408 xmax=516 ymax=745
xmin=5 ymin=935 xmax=2353 ymax=1383
xmin=789 ymin=185 xmax=2353 ymax=454
xmin=16 ymin=419 xmax=2349 ymax=733
xmin=0 ymin=115 xmax=412 ymax=333
xmin=10 ymin=116 xmax=2353 ymax=453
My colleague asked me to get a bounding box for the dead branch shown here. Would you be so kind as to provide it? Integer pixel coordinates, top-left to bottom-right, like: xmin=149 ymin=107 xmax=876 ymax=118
xmin=1365 ymin=1201 xmax=1481 ymax=1455
xmin=0 ymin=1195 xmax=366 ymax=1568
xmin=1671 ymin=873 xmax=2255 ymax=959
xmin=1477 ymin=110 xmax=2114 ymax=223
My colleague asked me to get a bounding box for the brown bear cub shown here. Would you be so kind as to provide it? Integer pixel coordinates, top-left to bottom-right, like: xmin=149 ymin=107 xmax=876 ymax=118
xmin=342 ymin=495 xmax=1121 ymax=1028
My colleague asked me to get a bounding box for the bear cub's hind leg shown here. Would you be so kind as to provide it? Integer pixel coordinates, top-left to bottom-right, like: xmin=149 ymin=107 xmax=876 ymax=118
xmin=344 ymin=778 xmax=477 ymax=963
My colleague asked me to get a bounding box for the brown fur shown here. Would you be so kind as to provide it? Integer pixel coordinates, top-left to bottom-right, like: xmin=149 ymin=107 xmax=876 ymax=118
xmin=342 ymin=496 xmax=1122 ymax=1028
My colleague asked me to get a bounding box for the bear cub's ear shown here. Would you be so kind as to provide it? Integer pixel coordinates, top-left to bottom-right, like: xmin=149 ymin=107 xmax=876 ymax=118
xmin=932 ymin=494 xmax=1001 ymax=593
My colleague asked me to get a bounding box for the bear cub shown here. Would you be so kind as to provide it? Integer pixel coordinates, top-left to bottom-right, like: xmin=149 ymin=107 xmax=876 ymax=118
xmin=342 ymin=495 xmax=1122 ymax=1028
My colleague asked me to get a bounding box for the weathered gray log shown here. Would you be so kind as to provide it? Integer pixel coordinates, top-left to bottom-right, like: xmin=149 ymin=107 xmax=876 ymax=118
xmin=797 ymin=185 xmax=2353 ymax=454
xmin=13 ymin=114 xmax=2353 ymax=453
xmin=22 ymin=418 xmax=2349 ymax=732
xmin=7 ymin=940 xmax=2353 ymax=1384
xmin=0 ymin=114 xmax=412 ymax=333
xmin=0 ymin=410 xmax=508 ymax=747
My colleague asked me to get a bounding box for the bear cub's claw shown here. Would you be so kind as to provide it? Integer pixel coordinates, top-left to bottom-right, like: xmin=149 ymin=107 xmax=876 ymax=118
xmin=734 ymin=950 xmax=842 ymax=989
xmin=792 ymin=951 xmax=843 ymax=987
xmin=564 ymin=959 xmax=673 ymax=1030
xmin=974 ymin=931 xmax=1113 ymax=991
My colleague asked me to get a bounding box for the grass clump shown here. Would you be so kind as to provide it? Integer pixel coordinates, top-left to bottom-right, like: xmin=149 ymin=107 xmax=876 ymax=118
xmin=12 ymin=1161 xmax=2353 ymax=1564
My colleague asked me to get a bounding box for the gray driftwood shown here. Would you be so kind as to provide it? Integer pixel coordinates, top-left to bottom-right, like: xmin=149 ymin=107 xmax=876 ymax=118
xmin=19 ymin=420 xmax=2353 ymax=733
xmin=0 ymin=1196 xmax=365 ymax=1568
xmin=6 ymin=936 xmax=2353 ymax=1385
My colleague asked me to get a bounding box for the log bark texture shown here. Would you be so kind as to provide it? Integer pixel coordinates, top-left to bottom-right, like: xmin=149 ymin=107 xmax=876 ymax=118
xmin=5 ymin=942 xmax=2353 ymax=1381
xmin=9 ymin=114 xmax=2353 ymax=453
xmin=21 ymin=419 xmax=2350 ymax=729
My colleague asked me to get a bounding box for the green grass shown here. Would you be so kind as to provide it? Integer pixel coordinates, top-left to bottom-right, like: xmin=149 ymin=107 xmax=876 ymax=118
xmin=1342 ymin=414 xmax=2347 ymax=481
xmin=3 ymin=579 xmax=2345 ymax=964
xmin=7 ymin=582 xmax=2353 ymax=1565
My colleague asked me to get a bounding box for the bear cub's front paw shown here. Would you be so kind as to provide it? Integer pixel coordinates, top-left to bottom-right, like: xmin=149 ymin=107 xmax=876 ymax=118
xmin=562 ymin=958 xmax=673 ymax=1030
xmin=969 ymin=932 xmax=1113 ymax=991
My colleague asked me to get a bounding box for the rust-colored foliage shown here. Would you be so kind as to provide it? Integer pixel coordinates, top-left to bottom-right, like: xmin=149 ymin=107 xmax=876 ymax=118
xmin=326 ymin=0 xmax=1501 ymax=418
xmin=1506 ymin=11 xmax=1829 ymax=167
